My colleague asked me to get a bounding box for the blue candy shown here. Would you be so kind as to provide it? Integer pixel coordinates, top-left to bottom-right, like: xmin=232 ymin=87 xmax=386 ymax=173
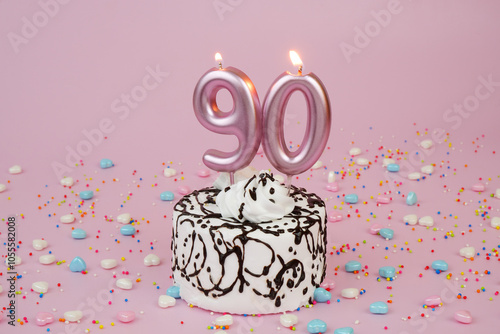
xmin=345 ymin=260 xmax=362 ymax=273
xmin=386 ymin=163 xmax=400 ymax=172
xmin=100 ymin=158 xmax=114 ymax=169
xmin=69 ymin=256 xmax=86 ymax=272
xmin=167 ymin=285 xmax=181 ymax=299
xmin=307 ymin=319 xmax=327 ymax=334
xmin=370 ymin=301 xmax=389 ymax=314
xmin=379 ymin=266 xmax=396 ymax=278
xmin=160 ymin=191 xmax=175 ymax=201
xmin=120 ymin=225 xmax=136 ymax=236
xmin=406 ymin=192 xmax=417 ymax=206
xmin=344 ymin=194 xmax=358 ymax=204
xmin=313 ymin=287 xmax=332 ymax=303
xmin=72 ymin=228 xmax=87 ymax=239
xmin=79 ymin=190 xmax=94 ymax=200
xmin=379 ymin=228 xmax=394 ymax=240
xmin=334 ymin=327 xmax=354 ymax=334
xmin=431 ymin=260 xmax=448 ymax=272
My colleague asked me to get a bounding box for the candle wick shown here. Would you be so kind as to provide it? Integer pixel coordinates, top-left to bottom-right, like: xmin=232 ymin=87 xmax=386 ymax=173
xmin=218 ymin=62 xmax=223 ymax=69
xmin=298 ymin=66 xmax=303 ymax=75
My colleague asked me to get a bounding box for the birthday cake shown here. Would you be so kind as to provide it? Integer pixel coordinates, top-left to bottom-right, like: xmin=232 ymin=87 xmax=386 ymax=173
xmin=171 ymin=171 xmax=327 ymax=314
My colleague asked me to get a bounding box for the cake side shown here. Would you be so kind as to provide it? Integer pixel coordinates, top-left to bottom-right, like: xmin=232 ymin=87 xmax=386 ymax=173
xmin=171 ymin=185 xmax=327 ymax=314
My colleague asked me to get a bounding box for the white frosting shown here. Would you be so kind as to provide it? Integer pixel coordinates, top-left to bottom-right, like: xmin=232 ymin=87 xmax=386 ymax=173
xmin=216 ymin=171 xmax=295 ymax=223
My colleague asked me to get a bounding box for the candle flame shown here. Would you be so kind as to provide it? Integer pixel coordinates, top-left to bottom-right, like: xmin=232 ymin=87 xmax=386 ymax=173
xmin=215 ymin=52 xmax=223 ymax=69
xmin=289 ymin=50 xmax=303 ymax=67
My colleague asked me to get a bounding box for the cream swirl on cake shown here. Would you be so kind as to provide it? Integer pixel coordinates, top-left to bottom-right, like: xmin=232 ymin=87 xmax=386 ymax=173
xmin=216 ymin=170 xmax=295 ymax=223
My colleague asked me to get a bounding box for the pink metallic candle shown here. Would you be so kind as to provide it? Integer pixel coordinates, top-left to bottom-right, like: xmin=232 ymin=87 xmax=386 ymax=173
xmin=193 ymin=53 xmax=262 ymax=184
xmin=262 ymin=51 xmax=331 ymax=186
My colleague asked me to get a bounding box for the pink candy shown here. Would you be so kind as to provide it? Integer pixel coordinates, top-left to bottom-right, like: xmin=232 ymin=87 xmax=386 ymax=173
xmin=424 ymin=295 xmax=442 ymax=307
xmin=320 ymin=278 xmax=335 ymax=291
xmin=454 ymin=310 xmax=472 ymax=324
xmin=326 ymin=182 xmax=339 ymax=192
xmin=472 ymin=183 xmax=485 ymax=192
xmin=369 ymin=223 xmax=383 ymax=235
xmin=197 ymin=169 xmax=211 ymax=178
xmin=376 ymin=195 xmax=391 ymax=204
xmin=36 ymin=312 xmax=54 ymax=326
xmin=177 ymin=186 xmax=191 ymax=195
xmin=328 ymin=211 xmax=343 ymax=223
xmin=117 ymin=310 xmax=135 ymax=323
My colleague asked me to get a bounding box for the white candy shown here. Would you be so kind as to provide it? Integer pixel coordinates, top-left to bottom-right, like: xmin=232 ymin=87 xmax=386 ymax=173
xmin=491 ymin=217 xmax=500 ymax=228
xmin=403 ymin=214 xmax=418 ymax=226
xmin=421 ymin=165 xmax=434 ymax=174
xmin=32 ymin=281 xmax=49 ymax=294
xmin=158 ymin=295 xmax=176 ymax=308
xmin=39 ymin=254 xmax=56 ymax=265
xmin=382 ymin=158 xmax=395 ymax=167
xmin=213 ymin=166 xmax=258 ymax=190
xmin=116 ymin=278 xmax=133 ymax=290
xmin=459 ymin=246 xmax=475 ymax=258
xmin=9 ymin=165 xmax=22 ymax=174
xmin=33 ymin=239 xmax=48 ymax=251
xmin=420 ymin=139 xmax=433 ymax=149
xmin=5 ymin=256 xmax=21 ymax=266
xmin=64 ymin=310 xmax=83 ymax=322
xmin=408 ymin=172 xmax=421 ymax=180
xmin=144 ymin=254 xmax=160 ymax=267
xmin=311 ymin=160 xmax=323 ymax=170
xmin=327 ymin=171 xmax=336 ymax=183
xmin=60 ymin=214 xmax=75 ymax=224
xmin=349 ymin=147 xmax=362 ymax=156
xmin=495 ymin=189 xmax=500 ymax=199
xmin=418 ymin=216 xmax=434 ymax=227
xmin=215 ymin=314 xmax=233 ymax=326
xmin=341 ymin=288 xmax=359 ymax=299
xmin=60 ymin=177 xmax=74 ymax=187
xmin=0 ymin=184 xmax=6 ymax=193
xmin=163 ymin=168 xmax=177 ymax=177
xmin=100 ymin=259 xmax=118 ymax=269
xmin=117 ymin=213 xmax=131 ymax=224
xmin=0 ymin=284 xmax=3 ymax=293
xmin=280 ymin=313 xmax=298 ymax=327
xmin=356 ymin=158 xmax=369 ymax=166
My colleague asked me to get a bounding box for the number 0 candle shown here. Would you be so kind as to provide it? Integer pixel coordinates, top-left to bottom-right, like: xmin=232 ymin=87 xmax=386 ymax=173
xmin=262 ymin=51 xmax=331 ymax=183
xmin=193 ymin=53 xmax=262 ymax=184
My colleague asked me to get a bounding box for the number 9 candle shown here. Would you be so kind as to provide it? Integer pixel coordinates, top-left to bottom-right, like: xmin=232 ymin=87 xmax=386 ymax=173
xmin=193 ymin=53 xmax=262 ymax=184
xmin=262 ymin=51 xmax=331 ymax=185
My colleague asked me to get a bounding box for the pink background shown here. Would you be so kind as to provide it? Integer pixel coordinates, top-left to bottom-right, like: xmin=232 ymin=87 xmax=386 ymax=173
xmin=1 ymin=0 xmax=500 ymax=333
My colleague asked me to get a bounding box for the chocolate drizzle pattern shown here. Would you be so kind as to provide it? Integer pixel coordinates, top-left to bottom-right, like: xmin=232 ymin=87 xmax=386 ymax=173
xmin=171 ymin=184 xmax=327 ymax=311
